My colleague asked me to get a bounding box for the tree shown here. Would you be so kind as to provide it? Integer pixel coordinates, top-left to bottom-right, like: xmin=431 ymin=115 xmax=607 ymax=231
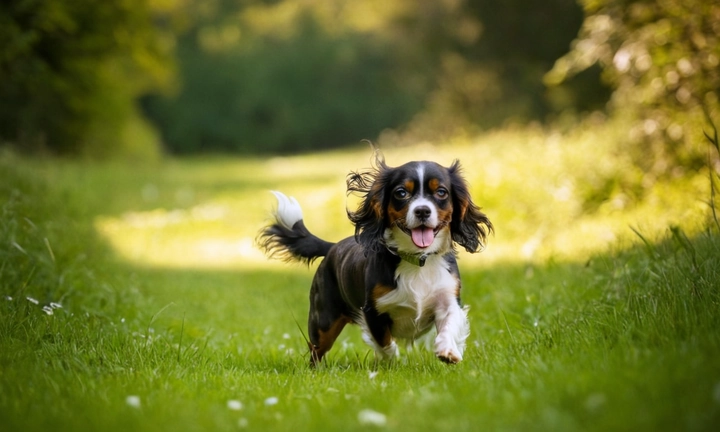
xmin=0 ymin=0 xmax=172 ymax=156
xmin=546 ymin=0 xmax=720 ymax=171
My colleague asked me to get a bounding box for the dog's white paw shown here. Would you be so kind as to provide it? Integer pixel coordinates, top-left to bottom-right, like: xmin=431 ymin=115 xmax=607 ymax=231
xmin=435 ymin=334 xmax=463 ymax=364
xmin=436 ymin=349 xmax=462 ymax=364
xmin=378 ymin=340 xmax=399 ymax=360
xmin=362 ymin=330 xmax=399 ymax=361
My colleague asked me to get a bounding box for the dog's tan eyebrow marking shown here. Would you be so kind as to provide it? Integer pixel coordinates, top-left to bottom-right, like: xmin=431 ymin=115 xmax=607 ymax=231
xmin=428 ymin=178 xmax=440 ymax=192
xmin=403 ymin=180 xmax=415 ymax=193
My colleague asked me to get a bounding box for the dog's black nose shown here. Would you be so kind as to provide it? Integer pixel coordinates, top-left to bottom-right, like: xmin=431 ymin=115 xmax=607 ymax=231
xmin=414 ymin=205 xmax=431 ymax=220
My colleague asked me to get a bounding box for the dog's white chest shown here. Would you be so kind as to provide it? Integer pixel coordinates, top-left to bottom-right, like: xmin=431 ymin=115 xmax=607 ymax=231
xmin=374 ymin=257 xmax=457 ymax=340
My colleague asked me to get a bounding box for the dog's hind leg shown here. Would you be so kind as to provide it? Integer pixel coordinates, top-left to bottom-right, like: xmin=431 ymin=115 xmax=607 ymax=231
xmin=308 ymin=314 xmax=351 ymax=366
xmin=307 ymin=269 xmax=352 ymax=366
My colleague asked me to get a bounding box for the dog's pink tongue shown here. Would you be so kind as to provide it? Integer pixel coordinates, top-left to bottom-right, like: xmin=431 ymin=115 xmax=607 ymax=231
xmin=411 ymin=227 xmax=435 ymax=248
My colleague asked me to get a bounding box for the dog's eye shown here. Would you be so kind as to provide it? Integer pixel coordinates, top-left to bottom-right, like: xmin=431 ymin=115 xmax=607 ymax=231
xmin=393 ymin=188 xmax=409 ymax=200
xmin=435 ymin=187 xmax=449 ymax=199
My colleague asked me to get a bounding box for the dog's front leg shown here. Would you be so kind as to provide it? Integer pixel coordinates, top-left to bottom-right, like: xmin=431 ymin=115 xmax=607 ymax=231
xmin=433 ymin=294 xmax=470 ymax=364
xmin=360 ymin=305 xmax=399 ymax=360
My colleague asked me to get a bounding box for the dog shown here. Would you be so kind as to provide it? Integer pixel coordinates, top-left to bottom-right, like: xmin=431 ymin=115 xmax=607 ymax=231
xmin=258 ymin=154 xmax=493 ymax=365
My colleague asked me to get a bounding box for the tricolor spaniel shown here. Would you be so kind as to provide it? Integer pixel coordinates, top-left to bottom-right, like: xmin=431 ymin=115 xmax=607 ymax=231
xmin=258 ymin=154 xmax=493 ymax=365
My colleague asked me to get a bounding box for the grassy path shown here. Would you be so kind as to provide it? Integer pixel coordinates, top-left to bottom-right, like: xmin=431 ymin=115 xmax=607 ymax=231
xmin=1 ymin=142 xmax=720 ymax=431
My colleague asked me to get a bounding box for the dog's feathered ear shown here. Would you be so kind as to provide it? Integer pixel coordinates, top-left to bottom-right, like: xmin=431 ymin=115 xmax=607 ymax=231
xmin=448 ymin=160 xmax=494 ymax=253
xmin=347 ymin=150 xmax=390 ymax=254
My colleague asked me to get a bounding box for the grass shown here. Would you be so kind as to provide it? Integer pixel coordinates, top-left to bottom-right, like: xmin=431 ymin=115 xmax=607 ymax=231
xmin=1 ymin=121 xmax=720 ymax=432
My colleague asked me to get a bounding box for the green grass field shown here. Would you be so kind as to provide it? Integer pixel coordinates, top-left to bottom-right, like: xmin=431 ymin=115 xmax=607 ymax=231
xmin=2 ymin=124 xmax=720 ymax=431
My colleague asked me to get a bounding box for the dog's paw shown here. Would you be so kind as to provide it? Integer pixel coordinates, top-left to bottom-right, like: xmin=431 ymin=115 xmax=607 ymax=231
xmin=380 ymin=341 xmax=400 ymax=360
xmin=435 ymin=332 xmax=463 ymax=364
xmin=436 ymin=349 xmax=462 ymax=364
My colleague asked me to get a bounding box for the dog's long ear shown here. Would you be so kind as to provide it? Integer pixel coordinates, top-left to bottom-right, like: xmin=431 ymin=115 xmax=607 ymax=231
xmin=347 ymin=152 xmax=390 ymax=254
xmin=448 ymin=160 xmax=494 ymax=253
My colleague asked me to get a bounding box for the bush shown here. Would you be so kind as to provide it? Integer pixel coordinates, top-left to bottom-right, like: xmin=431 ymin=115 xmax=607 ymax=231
xmin=546 ymin=0 xmax=720 ymax=173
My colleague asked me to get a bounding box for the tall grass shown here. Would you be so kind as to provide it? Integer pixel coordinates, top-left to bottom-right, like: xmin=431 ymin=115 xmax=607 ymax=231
xmin=1 ymin=122 xmax=719 ymax=432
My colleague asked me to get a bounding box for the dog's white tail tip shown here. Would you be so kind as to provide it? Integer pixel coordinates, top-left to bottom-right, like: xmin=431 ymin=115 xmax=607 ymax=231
xmin=271 ymin=191 xmax=304 ymax=229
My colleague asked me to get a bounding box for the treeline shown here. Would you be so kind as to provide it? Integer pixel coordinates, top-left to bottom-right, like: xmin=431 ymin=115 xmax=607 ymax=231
xmin=1 ymin=0 xmax=717 ymax=161
xmin=139 ymin=0 xmax=603 ymax=154
xmin=0 ymin=0 xmax=172 ymax=158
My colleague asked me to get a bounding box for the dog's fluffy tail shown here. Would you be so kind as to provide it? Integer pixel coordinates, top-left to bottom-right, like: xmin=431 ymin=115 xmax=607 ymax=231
xmin=257 ymin=191 xmax=334 ymax=264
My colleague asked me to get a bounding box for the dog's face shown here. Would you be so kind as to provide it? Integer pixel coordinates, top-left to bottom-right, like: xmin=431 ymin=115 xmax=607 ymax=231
xmin=384 ymin=162 xmax=455 ymax=255
xmin=347 ymin=158 xmax=493 ymax=256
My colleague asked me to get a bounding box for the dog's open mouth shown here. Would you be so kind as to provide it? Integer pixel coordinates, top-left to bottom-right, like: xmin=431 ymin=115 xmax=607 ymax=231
xmin=396 ymin=221 xmax=447 ymax=250
xmin=407 ymin=225 xmax=439 ymax=249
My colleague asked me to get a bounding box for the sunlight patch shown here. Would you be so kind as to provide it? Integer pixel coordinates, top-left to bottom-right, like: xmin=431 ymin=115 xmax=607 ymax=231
xmin=94 ymin=136 xmax=713 ymax=270
xmin=95 ymin=202 xmax=270 ymax=269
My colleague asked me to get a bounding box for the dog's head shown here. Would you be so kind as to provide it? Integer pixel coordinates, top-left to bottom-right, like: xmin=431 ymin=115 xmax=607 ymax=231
xmin=347 ymin=155 xmax=493 ymax=258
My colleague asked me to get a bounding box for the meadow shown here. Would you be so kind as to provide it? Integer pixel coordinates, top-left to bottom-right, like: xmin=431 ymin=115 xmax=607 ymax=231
xmin=1 ymin=122 xmax=719 ymax=431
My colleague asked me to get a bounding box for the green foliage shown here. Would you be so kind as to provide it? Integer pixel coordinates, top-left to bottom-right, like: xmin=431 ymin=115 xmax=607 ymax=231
xmin=0 ymin=0 xmax=171 ymax=157
xmin=8 ymin=0 xmax=718 ymax=164
xmin=0 ymin=0 xmax=611 ymax=157
xmin=143 ymin=12 xmax=432 ymax=154
xmin=436 ymin=0 xmax=610 ymax=127
xmin=142 ymin=0 xmax=603 ymax=154
xmin=546 ymin=0 xmax=720 ymax=172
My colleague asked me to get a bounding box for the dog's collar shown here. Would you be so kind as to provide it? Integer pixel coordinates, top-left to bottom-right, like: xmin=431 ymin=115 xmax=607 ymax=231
xmin=386 ymin=247 xmax=436 ymax=267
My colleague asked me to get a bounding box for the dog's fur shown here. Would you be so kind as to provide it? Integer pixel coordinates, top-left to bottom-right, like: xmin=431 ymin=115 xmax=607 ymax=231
xmin=258 ymin=155 xmax=493 ymax=365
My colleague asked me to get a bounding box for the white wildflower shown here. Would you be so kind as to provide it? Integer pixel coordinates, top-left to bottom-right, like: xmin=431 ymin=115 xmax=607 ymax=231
xmin=26 ymin=297 xmax=39 ymax=305
xmin=126 ymin=395 xmax=141 ymax=408
xmin=368 ymin=371 xmax=379 ymax=380
xmin=41 ymin=306 xmax=54 ymax=315
xmin=358 ymin=409 xmax=387 ymax=426
xmin=227 ymin=400 xmax=243 ymax=411
xmin=264 ymin=396 xmax=278 ymax=406
xmin=49 ymin=302 xmax=62 ymax=309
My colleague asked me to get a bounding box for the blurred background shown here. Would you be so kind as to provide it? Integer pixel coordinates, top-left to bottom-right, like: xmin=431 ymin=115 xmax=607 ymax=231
xmin=3 ymin=4 xmax=720 ymax=429
xmin=1 ymin=0 xmax=717 ymax=174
